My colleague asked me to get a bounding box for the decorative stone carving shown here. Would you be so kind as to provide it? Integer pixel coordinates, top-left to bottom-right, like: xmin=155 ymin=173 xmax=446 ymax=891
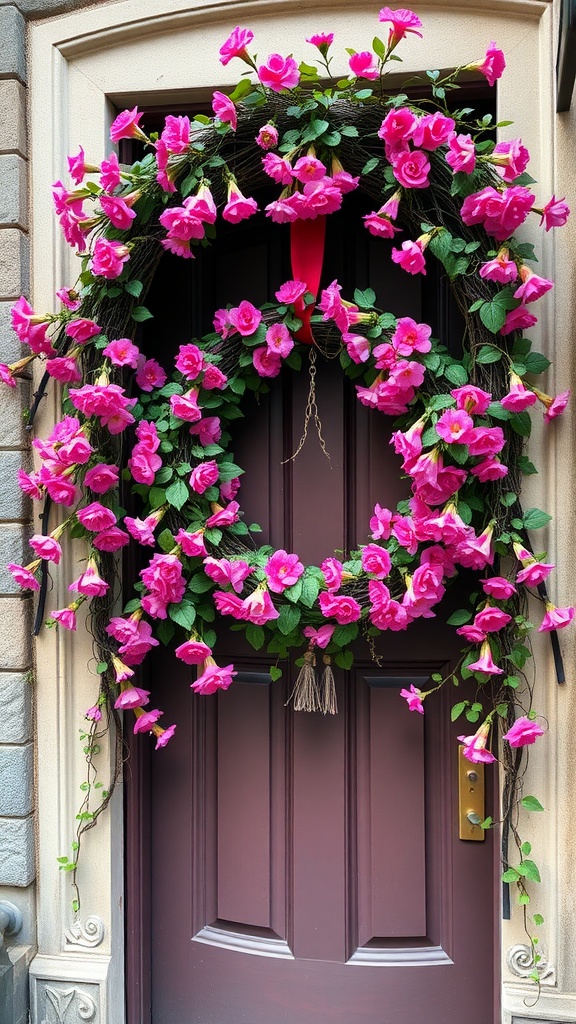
xmin=44 ymin=985 xmax=97 ymax=1023
xmin=64 ymin=915 xmax=105 ymax=949
xmin=506 ymin=943 xmax=556 ymax=985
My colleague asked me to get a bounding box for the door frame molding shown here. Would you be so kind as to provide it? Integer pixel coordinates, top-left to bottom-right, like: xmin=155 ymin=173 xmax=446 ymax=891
xmin=26 ymin=2 xmax=570 ymax=1022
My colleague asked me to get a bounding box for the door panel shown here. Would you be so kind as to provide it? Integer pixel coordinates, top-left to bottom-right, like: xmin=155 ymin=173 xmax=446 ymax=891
xmin=134 ymin=193 xmax=498 ymax=1024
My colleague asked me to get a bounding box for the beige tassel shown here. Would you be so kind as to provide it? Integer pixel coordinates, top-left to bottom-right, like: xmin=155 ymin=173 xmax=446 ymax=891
xmin=319 ymin=654 xmax=338 ymax=715
xmin=286 ymin=648 xmax=320 ymax=712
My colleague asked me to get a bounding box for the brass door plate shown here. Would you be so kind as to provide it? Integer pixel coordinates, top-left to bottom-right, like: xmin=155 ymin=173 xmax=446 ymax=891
xmin=458 ymin=745 xmax=485 ymax=841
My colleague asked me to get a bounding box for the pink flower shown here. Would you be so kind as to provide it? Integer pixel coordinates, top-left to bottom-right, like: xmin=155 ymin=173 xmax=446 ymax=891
xmin=8 ymin=562 xmax=40 ymax=591
xmin=84 ymin=463 xmax=119 ymax=494
xmin=65 ymin=318 xmax=102 ymax=343
xmin=454 ymin=524 xmax=494 ymax=570
xmin=213 ymin=590 xmax=245 ymax=619
xmin=175 ymin=343 xmax=204 ymax=379
xmin=100 ymin=194 xmax=137 ymax=231
xmin=265 ymin=549 xmax=304 ymax=592
xmin=222 ymin=184 xmax=258 ymax=224
xmin=256 ymin=124 xmax=279 ymax=150
xmin=318 ymin=592 xmax=362 ymax=624
xmin=275 ymin=280 xmax=307 ymax=304
xmin=513 ymin=266 xmax=553 ymax=304
xmin=67 ymin=146 xmax=87 ymax=185
xmin=435 ymin=408 xmax=474 ymax=444
xmin=538 ymin=603 xmax=575 ymax=632
xmin=292 ymin=155 xmax=327 ymax=182
xmin=175 ymin=639 xmax=212 ymax=664
xmin=93 ymin=526 xmax=130 ymax=552
xmin=500 ymin=373 xmax=537 ymax=412
xmin=110 ymin=106 xmax=145 ymax=142
xmin=413 ymin=112 xmax=455 ymax=151
xmin=41 ymin=472 xmax=77 ymax=506
xmin=482 ymin=576 xmax=516 ymax=599
xmin=349 ymin=51 xmax=380 ymax=80
xmin=306 ymin=32 xmax=334 ymax=49
xmin=303 ymin=624 xmax=335 ymax=648
xmin=189 ymin=461 xmax=219 ymax=494
xmin=176 ymin=528 xmax=206 ymax=557
xmin=160 ymin=114 xmax=191 ymax=154
xmin=241 ymin=588 xmax=280 ymax=625
xmin=451 ymin=384 xmax=492 ymax=415
xmin=516 ymin=560 xmax=554 ymax=586
xmin=343 ymin=333 xmax=371 ymax=363
xmin=192 ymin=659 xmax=236 ymax=695
xmin=461 ymin=186 xmax=535 ymax=243
xmin=228 ymin=300 xmax=262 ymax=336
xmin=321 ymin=557 xmax=343 ymax=591
xmin=69 ymin=558 xmax=109 ymax=597
xmin=391 ymin=238 xmax=426 ymax=274
xmin=90 ymin=238 xmax=130 ymax=279
xmin=155 ymin=724 xmax=177 ymax=749
xmin=542 ymin=389 xmax=571 ymax=423
xmin=446 ymin=133 xmax=476 ymax=174
xmin=361 ymin=543 xmax=392 ymax=579
xmin=540 ymin=194 xmax=570 ymax=230
xmin=212 ymin=91 xmax=237 ymax=131
xmin=170 ymin=388 xmax=202 ymax=423
xmin=391 ymin=317 xmax=431 ymax=355
xmin=253 ymin=346 xmax=282 ymax=377
xmin=479 ymin=249 xmax=518 ymax=284
xmin=265 ymin=322 xmax=293 ymax=358
xmin=370 ymin=503 xmax=393 ymax=540
xmin=474 ymin=607 xmax=512 ymax=633
xmin=134 ymin=709 xmax=164 ymax=734
xmin=379 ymin=107 xmax=416 ymax=146
xmin=49 ymin=606 xmax=78 ymax=630
xmin=189 ymin=416 xmax=221 ymax=446
xmin=103 ymin=338 xmax=140 ymax=368
xmin=10 ymin=296 xmax=52 ymax=352
xmin=502 ymin=716 xmax=545 ymax=747
xmin=392 ymin=149 xmax=430 ymax=189
xmin=77 ymin=501 xmax=117 ymax=533
xmin=100 ymin=153 xmax=121 ymax=192
xmin=467 ymin=42 xmax=506 ymax=88
xmin=400 ymin=684 xmax=424 ymax=714
xmin=115 ymin=686 xmax=150 ymax=710
xmin=500 ymin=304 xmax=538 ymax=336
xmin=466 ymin=640 xmax=503 ymax=676
xmin=220 ymin=477 xmax=241 ymax=502
xmin=363 ymin=209 xmax=401 ymax=238
xmin=140 ymin=553 xmax=186 ymax=618
xmin=205 ymin=501 xmax=240 ymax=528
xmin=219 ymin=25 xmax=254 ymax=65
xmin=46 ymin=357 xmax=81 ymax=383
xmin=456 ymin=624 xmax=487 ymax=644
xmin=203 ymin=557 xmax=253 ymax=593
xmin=490 ymin=138 xmax=530 ymax=183
xmin=467 ymin=426 xmax=504 ymax=456
xmin=262 ymin=153 xmax=294 ymax=186
xmin=257 ymin=53 xmax=300 ymax=92
xmin=135 ymin=357 xmax=167 ymax=392
xmin=125 ymin=514 xmax=163 ymax=547
xmin=458 ymin=720 xmax=496 ymax=763
xmin=378 ymin=7 xmax=423 ymax=47
xmin=204 ymin=363 xmax=228 ymax=389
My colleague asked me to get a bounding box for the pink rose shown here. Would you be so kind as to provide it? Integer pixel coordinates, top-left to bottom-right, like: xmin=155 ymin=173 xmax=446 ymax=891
xmin=84 ymin=463 xmax=120 ymax=494
xmin=379 ymin=107 xmax=417 ymax=146
xmin=275 ymin=280 xmax=307 ymax=304
xmin=175 ymin=639 xmax=212 ymax=664
xmin=446 ymin=133 xmax=476 ymax=174
xmin=228 ymin=300 xmax=262 ymax=336
xmin=93 ymin=526 xmax=130 ymax=552
xmin=192 ymin=661 xmax=236 ymax=695
xmin=29 ymin=535 xmax=62 ymax=564
xmin=400 ymin=684 xmax=424 ymax=714
xmin=189 ymin=460 xmax=220 ymax=494
xmin=135 ymin=357 xmax=167 ymax=392
xmin=90 ymin=238 xmax=130 ymax=279
xmin=189 ymin=416 xmax=222 ymax=446
xmin=103 ymin=338 xmax=140 ymax=368
xmin=540 ymin=194 xmax=570 ymax=230
xmin=253 ymin=346 xmax=282 ymax=377
xmin=473 ymin=607 xmax=512 ymax=633
xmin=100 ymin=195 xmax=137 ymax=231
xmin=219 ymin=25 xmax=254 ymax=65
xmin=257 ymin=53 xmax=300 ymax=92
xmin=110 ymin=106 xmax=144 ymax=142
xmin=265 ymin=549 xmax=304 ymax=592
xmin=77 ymin=501 xmax=117 ymax=532
xmin=502 ymin=716 xmax=545 ymax=747
xmin=321 ymin=557 xmax=343 ymax=592
xmin=482 ymin=577 xmax=516 ymax=599
xmin=241 ymin=589 xmax=280 ymax=625
xmin=175 ymin=344 xmax=204 ymax=379
xmin=256 ymin=124 xmax=279 ymax=150
xmin=467 ymin=41 xmax=506 ymax=88
xmin=176 ymin=529 xmax=207 ymax=557
xmin=413 ymin=112 xmax=455 ymax=151
xmin=222 ymin=186 xmax=258 ymax=224
xmin=349 ymin=51 xmax=380 ymax=80
xmin=361 ymin=544 xmax=392 ymax=578
xmin=46 ymin=357 xmax=81 ymax=383
xmin=65 ymin=318 xmax=102 ymax=343
xmin=318 ymin=592 xmax=361 ymax=624
xmin=265 ymin=322 xmax=293 ymax=358
xmin=212 ymin=91 xmax=237 ymax=131
xmin=100 ymin=153 xmax=121 ymax=192
xmin=391 ymin=239 xmax=426 ymax=274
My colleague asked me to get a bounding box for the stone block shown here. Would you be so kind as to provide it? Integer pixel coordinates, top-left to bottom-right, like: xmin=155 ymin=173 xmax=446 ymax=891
xmin=0 ymin=817 xmax=34 ymax=886
xmin=0 ymin=0 xmax=98 ymax=18
xmin=0 ymin=450 xmax=30 ymax=521
xmin=0 ymin=673 xmax=32 ymax=744
xmin=0 ymin=155 xmax=27 ymax=229
xmin=0 ymin=302 xmax=22 ymax=364
xmin=0 ymin=230 xmax=29 ymax=300
xmin=0 ymin=378 xmax=30 ymax=448
xmin=0 ymin=527 xmax=29 ymax=594
xmin=0 ymin=743 xmax=34 ymax=815
xmin=0 ymin=80 xmax=26 ymax=158
xmin=0 ymin=598 xmax=32 ymax=671
xmin=0 ymin=7 xmax=26 ymax=83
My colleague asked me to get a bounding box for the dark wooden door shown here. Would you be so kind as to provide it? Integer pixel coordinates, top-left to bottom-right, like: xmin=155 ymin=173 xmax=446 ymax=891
xmin=128 ymin=196 xmax=499 ymax=1024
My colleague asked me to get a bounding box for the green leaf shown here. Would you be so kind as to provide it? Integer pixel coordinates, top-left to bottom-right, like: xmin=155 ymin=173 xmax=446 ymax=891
xmin=521 ymin=795 xmax=545 ymax=812
xmin=125 ymin=279 xmax=143 ymax=298
xmin=353 ymin=287 xmax=376 ymax=309
xmin=148 ymin=486 xmax=166 ymax=509
xmin=269 ymin=665 xmax=282 ymax=682
xmin=361 ymin=156 xmax=379 ymax=175
xmin=451 ymin=700 xmax=468 ymax=721
xmin=502 ymin=867 xmax=520 ymax=883
xmin=509 ymin=411 xmax=532 ymax=437
xmin=533 ymin=913 xmax=544 ymax=926
xmin=165 ymin=479 xmax=189 ymax=511
xmin=188 ymin=574 xmax=214 ymax=594
xmin=486 ymin=401 xmax=510 ymax=421
xmin=518 ymin=455 xmax=538 ymax=475
xmin=447 ymin=609 xmax=472 ymax=626
xmin=131 ymin=305 xmax=154 ymax=322
xmin=478 ymin=301 xmax=507 ymax=334
xmin=521 ymin=841 xmax=532 ymax=856
xmin=168 ymin=600 xmax=196 ymax=631
xmin=443 ymin=363 xmax=468 ymax=386
xmin=428 ymin=394 xmax=454 ymax=411
xmin=301 ymin=118 xmax=330 ymax=143
xmin=476 ymin=345 xmax=502 ymax=364
xmin=300 ymin=576 xmax=320 ymax=608
xmin=335 ymin=649 xmax=354 ymax=670
xmin=519 ymin=859 xmax=541 ymax=883
xmin=156 ymin=618 xmax=175 ymax=645
xmin=523 ymin=507 xmax=552 ymax=530
xmin=372 ymin=35 xmax=386 ymax=58
xmin=277 ymin=604 xmax=301 ymax=635
xmin=229 ymin=77 xmax=254 ymax=102
xmin=284 ymin=579 xmax=303 ymax=603
xmin=340 ymin=125 xmax=359 ymax=138
xmin=96 ymin=661 xmax=108 ymax=674
xmin=245 ymin=623 xmax=265 ymax=651
xmin=523 ymin=351 xmax=551 ymax=375
xmin=332 ymin=623 xmax=359 ymax=647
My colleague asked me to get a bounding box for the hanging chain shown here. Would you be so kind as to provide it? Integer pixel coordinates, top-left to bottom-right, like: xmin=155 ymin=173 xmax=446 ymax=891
xmin=282 ymin=347 xmax=331 ymax=464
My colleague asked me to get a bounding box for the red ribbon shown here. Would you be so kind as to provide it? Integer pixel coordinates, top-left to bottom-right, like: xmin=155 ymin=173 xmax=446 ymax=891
xmin=290 ymin=216 xmax=327 ymax=345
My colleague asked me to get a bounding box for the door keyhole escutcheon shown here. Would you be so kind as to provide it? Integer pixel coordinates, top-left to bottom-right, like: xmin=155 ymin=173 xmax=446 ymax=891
xmin=458 ymin=746 xmax=486 ymax=841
